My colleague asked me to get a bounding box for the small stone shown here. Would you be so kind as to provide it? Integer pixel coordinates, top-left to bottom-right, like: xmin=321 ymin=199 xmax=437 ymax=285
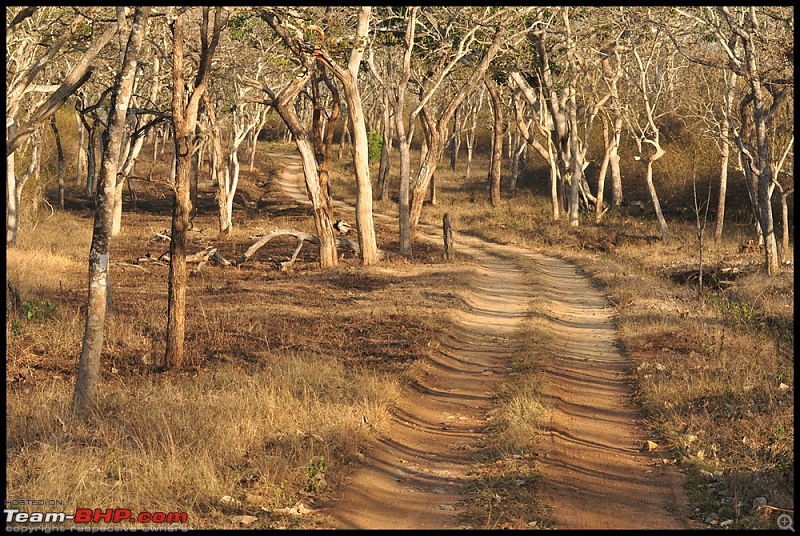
xmin=704 ymin=512 xmax=719 ymax=524
xmin=231 ymin=515 xmax=258 ymax=526
xmin=752 ymin=496 xmax=768 ymax=510
xmin=642 ymin=440 xmax=659 ymax=451
xmin=220 ymin=495 xmax=242 ymax=507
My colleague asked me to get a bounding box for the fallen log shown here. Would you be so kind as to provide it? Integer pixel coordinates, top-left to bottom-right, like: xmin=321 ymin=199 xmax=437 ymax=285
xmin=188 ymin=246 xmax=217 ymax=274
xmin=233 ymin=229 xmax=317 ymax=268
xmin=140 ymin=229 xmax=361 ymax=274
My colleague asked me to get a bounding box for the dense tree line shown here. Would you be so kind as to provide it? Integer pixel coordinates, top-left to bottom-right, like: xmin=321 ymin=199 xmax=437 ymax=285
xmin=5 ymin=6 xmax=792 ymax=413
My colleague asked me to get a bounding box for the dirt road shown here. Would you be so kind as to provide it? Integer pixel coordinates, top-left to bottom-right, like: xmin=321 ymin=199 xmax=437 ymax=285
xmin=273 ymin=153 xmax=692 ymax=529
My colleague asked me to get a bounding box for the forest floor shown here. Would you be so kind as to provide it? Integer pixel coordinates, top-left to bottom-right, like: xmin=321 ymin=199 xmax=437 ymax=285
xmin=7 ymin=142 xmax=789 ymax=531
xmin=273 ymin=151 xmax=695 ymax=529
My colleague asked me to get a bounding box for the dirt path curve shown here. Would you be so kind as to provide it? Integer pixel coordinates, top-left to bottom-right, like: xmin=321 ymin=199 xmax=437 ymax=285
xmin=270 ymin=152 xmax=691 ymax=529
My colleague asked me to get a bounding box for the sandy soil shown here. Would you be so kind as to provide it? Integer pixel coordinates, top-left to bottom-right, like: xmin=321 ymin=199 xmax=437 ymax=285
xmin=274 ymin=153 xmax=693 ymax=529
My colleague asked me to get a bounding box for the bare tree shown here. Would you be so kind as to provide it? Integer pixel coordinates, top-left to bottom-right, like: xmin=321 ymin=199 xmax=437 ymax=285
xmin=112 ymin=52 xmax=164 ymax=236
xmin=313 ymin=6 xmax=380 ymax=265
xmin=72 ymin=6 xmax=151 ymax=415
xmin=619 ymin=15 xmax=677 ymax=242
xmin=407 ymin=8 xmax=532 ymax=242
xmin=509 ymin=72 xmax=560 ymax=220
xmin=253 ymin=8 xmax=341 ymax=268
xmin=164 ymin=6 xmax=226 ymax=370
xmin=367 ymin=6 xmax=418 ymax=255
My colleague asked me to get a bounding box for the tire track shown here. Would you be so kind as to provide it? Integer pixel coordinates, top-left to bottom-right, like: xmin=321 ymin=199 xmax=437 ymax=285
xmin=270 ymin=151 xmax=691 ymax=529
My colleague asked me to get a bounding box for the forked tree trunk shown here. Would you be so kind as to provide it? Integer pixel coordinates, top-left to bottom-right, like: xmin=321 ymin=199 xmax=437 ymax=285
xmin=311 ymin=67 xmax=340 ymax=219
xmin=316 ymin=6 xmax=379 ymax=266
xmin=408 ymin=24 xmax=506 ymax=238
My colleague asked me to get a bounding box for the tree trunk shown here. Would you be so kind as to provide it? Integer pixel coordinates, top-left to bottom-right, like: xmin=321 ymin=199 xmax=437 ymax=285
xmin=715 ymin=71 xmax=737 ymax=241
xmin=549 ymin=137 xmax=560 ymax=221
xmin=75 ymin=105 xmax=86 ymax=187
xmin=6 ymin=130 xmax=41 ymax=245
xmin=72 ymin=6 xmax=150 ymax=415
xmin=318 ymin=7 xmax=378 ymax=266
xmin=341 ymin=79 xmax=379 ymax=265
xmin=567 ymin=84 xmax=583 ymax=227
xmin=714 ymin=135 xmax=729 ymax=241
xmin=780 ymin=189 xmax=792 ymax=261
xmin=485 ymin=75 xmax=504 ymax=207
xmin=165 ymin=7 xmax=226 ymax=370
xmin=465 ymin=133 xmax=474 ymax=181
xmin=248 ymin=110 xmax=269 ymax=172
xmin=50 ymin=116 xmax=65 ymax=210
xmin=644 ymin=153 xmax=669 ymax=241
xmin=408 ymin=25 xmax=506 ymax=237
xmin=609 ymin=123 xmax=623 ymax=207
xmin=270 ymin=75 xmax=338 ymax=268
xmin=6 ymin=153 xmax=20 ymax=246
xmin=595 ymin=117 xmax=612 ymax=223
xmin=338 ymin=121 xmax=349 ymax=161
xmin=396 ymin=101 xmax=412 ymax=257
xmin=449 ymin=107 xmax=458 ymax=172
xmin=311 ymin=68 xmax=340 ymax=220
xmin=376 ymin=89 xmax=392 ymax=202
xmin=84 ymin=122 xmax=101 ymax=198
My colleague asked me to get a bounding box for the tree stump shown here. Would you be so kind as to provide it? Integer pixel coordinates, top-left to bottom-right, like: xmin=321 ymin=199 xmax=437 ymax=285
xmin=443 ymin=212 xmax=454 ymax=260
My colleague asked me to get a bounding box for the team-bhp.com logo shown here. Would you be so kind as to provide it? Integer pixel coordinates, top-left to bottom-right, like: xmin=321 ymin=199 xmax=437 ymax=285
xmin=5 ymin=502 xmax=188 ymax=532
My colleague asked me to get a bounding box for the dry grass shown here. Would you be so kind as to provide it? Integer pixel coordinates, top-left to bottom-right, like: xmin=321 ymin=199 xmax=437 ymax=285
xmin=6 ymin=121 xmax=793 ymax=530
xmin=6 ymin=135 xmax=462 ymax=529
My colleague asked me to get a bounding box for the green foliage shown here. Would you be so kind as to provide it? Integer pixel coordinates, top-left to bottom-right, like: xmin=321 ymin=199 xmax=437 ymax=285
xmin=22 ymin=299 xmax=55 ymax=321
xmin=11 ymin=321 xmax=22 ymax=336
xmin=228 ymin=11 xmax=258 ymax=42
xmin=366 ymin=131 xmax=383 ymax=164
xmin=305 ymin=456 xmax=328 ymax=492
xmin=9 ymin=299 xmax=56 ymax=335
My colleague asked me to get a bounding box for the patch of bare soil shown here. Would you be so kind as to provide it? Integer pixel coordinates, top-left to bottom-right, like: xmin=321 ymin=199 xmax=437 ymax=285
xmin=274 ymin=152 xmax=693 ymax=529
